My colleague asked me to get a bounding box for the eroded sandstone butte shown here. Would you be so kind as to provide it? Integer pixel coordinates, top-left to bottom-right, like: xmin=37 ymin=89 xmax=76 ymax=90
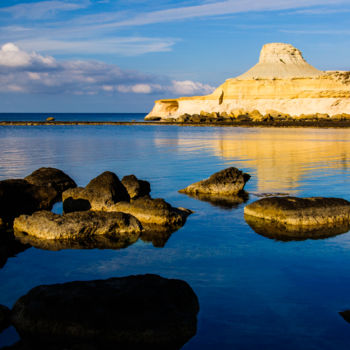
xmin=146 ymin=43 xmax=350 ymax=120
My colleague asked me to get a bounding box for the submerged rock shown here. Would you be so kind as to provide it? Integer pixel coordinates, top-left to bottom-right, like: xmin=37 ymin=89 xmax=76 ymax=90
xmin=108 ymin=196 xmax=192 ymax=228
xmin=14 ymin=210 xmax=142 ymax=240
xmin=0 ymin=179 xmax=57 ymax=228
xmin=121 ymin=174 xmax=151 ymax=199
xmin=244 ymin=196 xmax=350 ymax=226
xmin=25 ymin=167 xmax=76 ymax=201
xmin=10 ymin=274 xmax=199 ymax=349
xmin=245 ymin=215 xmax=350 ymax=241
xmin=179 ymin=167 xmax=250 ymax=196
xmin=62 ymin=171 xmax=130 ymax=212
xmin=0 ymin=304 xmax=10 ymax=332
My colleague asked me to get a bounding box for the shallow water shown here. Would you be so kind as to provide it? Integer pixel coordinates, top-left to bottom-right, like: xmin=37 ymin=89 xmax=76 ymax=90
xmin=1 ymin=125 xmax=350 ymax=349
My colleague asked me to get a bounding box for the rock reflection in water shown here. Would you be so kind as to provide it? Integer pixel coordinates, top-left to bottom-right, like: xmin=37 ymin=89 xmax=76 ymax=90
xmin=180 ymin=191 xmax=248 ymax=210
xmin=140 ymin=225 xmax=183 ymax=247
xmin=14 ymin=230 xmax=139 ymax=251
xmin=244 ymin=215 xmax=350 ymax=241
xmin=0 ymin=230 xmax=30 ymax=269
xmin=5 ymin=274 xmax=199 ymax=350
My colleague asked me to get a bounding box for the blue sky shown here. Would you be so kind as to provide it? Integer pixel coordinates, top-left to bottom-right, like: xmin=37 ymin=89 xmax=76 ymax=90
xmin=0 ymin=0 xmax=349 ymax=112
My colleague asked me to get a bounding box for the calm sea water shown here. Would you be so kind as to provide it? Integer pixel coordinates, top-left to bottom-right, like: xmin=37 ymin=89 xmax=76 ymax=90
xmin=1 ymin=122 xmax=350 ymax=349
xmin=0 ymin=113 xmax=146 ymax=122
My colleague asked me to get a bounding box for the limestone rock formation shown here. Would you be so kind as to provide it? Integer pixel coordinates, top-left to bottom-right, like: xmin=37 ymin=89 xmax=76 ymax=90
xmin=179 ymin=167 xmax=250 ymax=196
xmin=107 ymin=196 xmax=192 ymax=228
xmin=146 ymin=43 xmax=350 ymax=120
xmin=121 ymin=174 xmax=151 ymax=199
xmin=244 ymin=196 xmax=350 ymax=227
xmin=24 ymin=167 xmax=76 ymax=201
xmin=62 ymin=171 xmax=130 ymax=212
xmin=14 ymin=210 xmax=142 ymax=240
xmin=62 ymin=171 xmax=192 ymax=230
xmin=10 ymin=274 xmax=199 ymax=349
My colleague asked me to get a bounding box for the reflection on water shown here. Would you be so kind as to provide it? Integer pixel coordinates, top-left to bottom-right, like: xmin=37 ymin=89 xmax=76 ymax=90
xmin=5 ymin=274 xmax=199 ymax=350
xmin=245 ymin=214 xmax=350 ymax=242
xmin=170 ymin=128 xmax=350 ymax=193
xmin=180 ymin=191 xmax=249 ymax=210
xmin=0 ymin=230 xmax=29 ymax=269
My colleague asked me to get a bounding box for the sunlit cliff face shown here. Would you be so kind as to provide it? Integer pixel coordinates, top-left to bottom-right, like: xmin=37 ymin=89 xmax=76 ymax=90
xmin=155 ymin=128 xmax=350 ymax=193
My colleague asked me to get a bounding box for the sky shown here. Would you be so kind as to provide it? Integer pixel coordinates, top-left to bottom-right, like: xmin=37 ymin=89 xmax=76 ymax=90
xmin=0 ymin=0 xmax=349 ymax=113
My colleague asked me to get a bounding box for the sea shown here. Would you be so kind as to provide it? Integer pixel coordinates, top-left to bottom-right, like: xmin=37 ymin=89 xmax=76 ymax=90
xmin=1 ymin=113 xmax=350 ymax=349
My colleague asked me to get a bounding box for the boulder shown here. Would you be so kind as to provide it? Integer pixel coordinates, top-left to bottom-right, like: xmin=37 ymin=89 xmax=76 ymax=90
xmin=0 ymin=304 xmax=10 ymax=332
xmin=62 ymin=171 xmax=130 ymax=212
xmin=10 ymin=274 xmax=199 ymax=349
xmin=107 ymin=196 xmax=192 ymax=228
xmin=244 ymin=196 xmax=350 ymax=226
xmin=24 ymin=167 xmax=76 ymax=201
xmin=14 ymin=210 xmax=142 ymax=240
xmin=46 ymin=117 xmax=55 ymax=122
xmin=121 ymin=175 xmax=151 ymax=199
xmin=0 ymin=179 xmax=57 ymax=228
xmin=179 ymin=167 xmax=250 ymax=196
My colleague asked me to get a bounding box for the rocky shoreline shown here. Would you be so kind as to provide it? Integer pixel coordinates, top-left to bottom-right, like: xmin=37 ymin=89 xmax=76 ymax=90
xmin=2 ymin=119 xmax=350 ymax=127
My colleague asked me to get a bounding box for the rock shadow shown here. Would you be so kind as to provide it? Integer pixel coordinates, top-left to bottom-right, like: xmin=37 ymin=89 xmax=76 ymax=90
xmin=245 ymin=214 xmax=350 ymax=241
xmin=2 ymin=274 xmax=199 ymax=350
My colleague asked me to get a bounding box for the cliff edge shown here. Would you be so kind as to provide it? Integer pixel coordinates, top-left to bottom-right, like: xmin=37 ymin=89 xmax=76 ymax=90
xmin=146 ymin=43 xmax=350 ymax=120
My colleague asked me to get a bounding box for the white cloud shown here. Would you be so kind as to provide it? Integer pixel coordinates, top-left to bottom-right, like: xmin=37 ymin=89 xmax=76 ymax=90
xmin=0 ymin=0 xmax=90 ymax=19
xmin=0 ymin=42 xmax=56 ymax=67
xmin=0 ymin=43 xmax=214 ymax=96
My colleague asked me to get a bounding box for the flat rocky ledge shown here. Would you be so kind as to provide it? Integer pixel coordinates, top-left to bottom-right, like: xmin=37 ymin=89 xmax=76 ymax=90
xmin=244 ymin=196 xmax=350 ymax=227
xmin=3 ymin=119 xmax=350 ymax=128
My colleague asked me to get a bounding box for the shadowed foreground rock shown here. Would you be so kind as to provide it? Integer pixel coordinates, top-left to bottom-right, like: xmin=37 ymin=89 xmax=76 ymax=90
xmin=63 ymin=171 xmax=130 ymax=212
xmin=14 ymin=210 xmax=142 ymax=240
xmin=340 ymin=310 xmax=350 ymax=324
xmin=179 ymin=167 xmax=250 ymax=196
xmin=244 ymin=196 xmax=350 ymax=226
xmin=0 ymin=180 xmax=57 ymax=228
xmin=9 ymin=274 xmax=199 ymax=349
xmin=245 ymin=215 xmax=350 ymax=241
xmin=24 ymin=167 xmax=76 ymax=201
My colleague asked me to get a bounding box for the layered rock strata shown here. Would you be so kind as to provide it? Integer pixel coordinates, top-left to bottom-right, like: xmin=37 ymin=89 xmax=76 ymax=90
xmin=244 ymin=197 xmax=350 ymax=227
xmin=146 ymin=43 xmax=350 ymax=120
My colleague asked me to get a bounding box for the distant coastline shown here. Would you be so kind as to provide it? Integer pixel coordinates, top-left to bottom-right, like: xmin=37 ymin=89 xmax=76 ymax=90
xmin=2 ymin=120 xmax=350 ymax=128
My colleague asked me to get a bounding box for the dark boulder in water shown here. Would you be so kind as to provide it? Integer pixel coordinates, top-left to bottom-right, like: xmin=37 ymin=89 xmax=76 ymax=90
xmin=25 ymin=167 xmax=76 ymax=202
xmin=0 ymin=179 xmax=57 ymax=228
xmin=179 ymin=167 xmax=250 ymax=196
xmin=121 ymin=174 xmax=151 ymax=199
xmin=62 ymin=171 xmax=130 ymax=212
xmin=10 ymin=274 xmax=199 ymax=349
